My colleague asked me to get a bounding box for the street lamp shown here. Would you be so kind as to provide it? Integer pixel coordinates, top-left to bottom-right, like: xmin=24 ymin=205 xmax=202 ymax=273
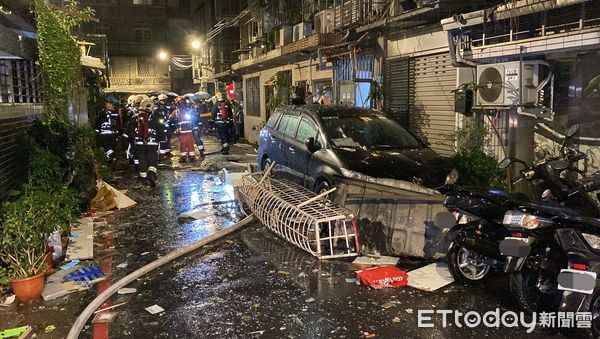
xmin=191 ymin=40 xmax=201 ymax=50
xmin=158 ymin=50 xmax=169 ymax=61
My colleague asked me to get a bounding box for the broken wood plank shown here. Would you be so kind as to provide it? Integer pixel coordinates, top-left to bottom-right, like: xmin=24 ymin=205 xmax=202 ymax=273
xmin=65 ymin=219 xmax=94 ymax=261
xmin=351 ymin=255 xmax=399 ymax=270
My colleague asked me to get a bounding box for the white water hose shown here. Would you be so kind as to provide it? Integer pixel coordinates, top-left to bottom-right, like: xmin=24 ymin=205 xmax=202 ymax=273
xmin=66 ymin=215 xmax=255 ymax=339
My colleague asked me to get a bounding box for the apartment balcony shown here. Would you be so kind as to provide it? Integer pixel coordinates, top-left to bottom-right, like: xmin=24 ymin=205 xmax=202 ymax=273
xmin=281 ymin=33 xmax=340 ymax=55
xmin=231 ymin=33 xmax=340 ymax=73
xmin=334 ymin=0 xmax=389 ymax=30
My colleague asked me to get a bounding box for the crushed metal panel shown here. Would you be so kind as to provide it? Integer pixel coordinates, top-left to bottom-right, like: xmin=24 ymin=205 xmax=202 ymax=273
xmin=334 ymin=176 xmax=448 ymax=259
xmin=239 ymin=172 xmax=358 ymax=259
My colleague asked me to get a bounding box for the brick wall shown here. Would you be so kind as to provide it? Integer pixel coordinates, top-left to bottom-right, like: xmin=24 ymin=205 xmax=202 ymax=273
xmin=0 ymin=104 xmax=43 ymax=198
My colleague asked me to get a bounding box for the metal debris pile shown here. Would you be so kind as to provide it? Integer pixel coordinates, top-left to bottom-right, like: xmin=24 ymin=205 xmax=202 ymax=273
xmin=238 ymin=166 xmax=359 ymax=259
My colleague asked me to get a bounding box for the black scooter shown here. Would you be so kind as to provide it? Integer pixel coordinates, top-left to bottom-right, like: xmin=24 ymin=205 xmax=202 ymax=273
xmin=444 ymin=124 xmax=598 ymax=284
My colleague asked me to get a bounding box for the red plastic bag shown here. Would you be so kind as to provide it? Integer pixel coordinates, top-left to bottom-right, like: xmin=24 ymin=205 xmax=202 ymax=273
xmin=356 ymin=266 xmax=408 ymax=289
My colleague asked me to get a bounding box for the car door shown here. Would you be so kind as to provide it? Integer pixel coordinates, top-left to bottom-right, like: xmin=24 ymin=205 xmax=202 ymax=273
xmin=279 ymin=113 xmax=301 ymax=181
xmin=288 ymin=114 xmax=320 ymax=188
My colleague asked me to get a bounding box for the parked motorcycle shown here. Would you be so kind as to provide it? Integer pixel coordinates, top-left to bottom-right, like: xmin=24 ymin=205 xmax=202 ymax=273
xmin=442 ymin=185 xmax=527 ymax=283
xmin=445 ymin=124 xmax=597 ymax=284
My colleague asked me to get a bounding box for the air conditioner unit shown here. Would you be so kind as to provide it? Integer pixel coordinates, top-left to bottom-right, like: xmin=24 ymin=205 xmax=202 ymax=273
xmin=314 ymin=10 xmax=335 ymax=34
xmin=476 ymin=60 xmax=551 ymax=107
xmin=293 ymin=22 xmax=312 ymax=42
xmin=275 ymin=25 xmax=293 ymax=47
xmin=251 ymin=46 xmax=263 ymax=58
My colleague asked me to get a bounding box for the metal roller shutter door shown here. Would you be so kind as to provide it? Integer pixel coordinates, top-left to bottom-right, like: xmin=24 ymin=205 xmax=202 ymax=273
xmin=409 ymin=52 xmax=456 ymax=156
xmin=384 ymin=57 xmax=411 ymax=127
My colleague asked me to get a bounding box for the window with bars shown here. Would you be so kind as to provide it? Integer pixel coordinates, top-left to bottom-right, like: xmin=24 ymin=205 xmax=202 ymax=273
xmin=134 ymin=23 xmax=152 ymax=41
xmin=9 ymin=60 xmax=42 ymax=104
xmin=246 ymin=76 xmax=260 ymax=117
xmin=0 ymin=59 xmax=12 ymax=103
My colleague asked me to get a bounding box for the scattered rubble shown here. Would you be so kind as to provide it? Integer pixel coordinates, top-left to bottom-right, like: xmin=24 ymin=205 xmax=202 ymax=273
xmin=406 ymin=262 xmax=454 ymax=292
xmin=145 ymin=304 xmax=165 ymax=315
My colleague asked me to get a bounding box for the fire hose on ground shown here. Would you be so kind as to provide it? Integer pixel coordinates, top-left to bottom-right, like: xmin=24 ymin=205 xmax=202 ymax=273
xmin=66 ymin=214 xmax=255 ymax=339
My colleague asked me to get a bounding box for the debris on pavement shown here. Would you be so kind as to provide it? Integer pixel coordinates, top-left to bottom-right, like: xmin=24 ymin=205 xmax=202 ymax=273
xmin=0 ymin=325 xmax=31 ymax=338
xmin=92 ymin=311 xmax=118 ymax=324
xmin=380 ymin=301 xmax=395 ymax=309
xmin=65 ymin=218 xmax=94 ymax=261
xmin=351 ymin=255 xmax=399 ymax=270
xmin=43 ymin=280 xmax=88 ymax=301
xmin=363 ymin=331 xmax=376 ymax=338
xmin=140 ymin=251 xmax=150 ymax=256
xmin=44 ymin=325 xmax=56 ymax=333
xmin=392 ymin=317 xmax=401 ymax=323
xmin=247 ymin=330 xmax=265 ymax=336
xmin=0 ymin=294 xmax=15 ymax=307
xmin=91 ymin=180 xmax=137 ymax=211
xmin=276 ymin=271 xmax=289 ymax=276
xmin=116 ymin=262 xmax=128 ymax=269
xmin=60 ymin=260 xmax=80 ymax=270
xmin=345 ymin=278 xmax=359 ymax=284
xmin=178 ymin=209 xmax=214 ymax=221
xmin=356 ymin=266 xmax=408 ymax=289
xmin=94 ymin=302 xmax=128 ymax=314
xmin=407 ymin=262 xmax=454 ymax=292
xmin=238 ymin=170 xmax=358 ymax=259
xmin=145 ymin=305 xmax=165 ymax=315
xmin=117 ymin=288 xmax=137 ymax=295
xmin=65 ymin=266 xmax=105 ymax=284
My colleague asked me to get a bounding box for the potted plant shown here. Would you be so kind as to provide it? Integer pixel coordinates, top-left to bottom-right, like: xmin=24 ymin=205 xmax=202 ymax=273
xmin=0 ymin=189 xmax=63 ymax=301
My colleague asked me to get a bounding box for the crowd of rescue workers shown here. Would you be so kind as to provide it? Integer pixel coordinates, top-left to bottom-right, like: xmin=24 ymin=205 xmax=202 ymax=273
xmin=95 ymin=92 xmax=244 ymax=187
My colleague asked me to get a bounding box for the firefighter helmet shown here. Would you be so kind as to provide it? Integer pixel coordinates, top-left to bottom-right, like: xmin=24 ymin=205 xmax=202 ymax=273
xmin=158 ymin=94 xmax=168 ymax=101
xmin=127 ymin=95 xmax=137 ymax=106
xmin=139 ymin=98 xmax=154 ymax=112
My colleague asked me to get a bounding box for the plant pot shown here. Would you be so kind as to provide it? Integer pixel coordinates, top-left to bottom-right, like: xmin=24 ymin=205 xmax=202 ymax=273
xmin=10 ymin=272 xmax=45 ymax=301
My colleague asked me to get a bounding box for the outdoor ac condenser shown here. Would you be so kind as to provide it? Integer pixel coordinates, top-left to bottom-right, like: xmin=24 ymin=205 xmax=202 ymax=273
xmin=275 ymin=25 xmax=293 ymax=47
xmin=314 ymin=10 xmax=335 ymax=34
xmin=476 ymin=60 xmax=551 ymax=107
xmin=293 ymin=22 xmax=312 ymax=41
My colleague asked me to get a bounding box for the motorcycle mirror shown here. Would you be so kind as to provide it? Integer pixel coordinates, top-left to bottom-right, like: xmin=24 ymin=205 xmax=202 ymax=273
xmin=548 ymin=159 xmax=570 ymax=171
xmin=499 ymin=158 xmax=513 ymax=169
xmin=565 ymin=124 xmax=580 ymax=138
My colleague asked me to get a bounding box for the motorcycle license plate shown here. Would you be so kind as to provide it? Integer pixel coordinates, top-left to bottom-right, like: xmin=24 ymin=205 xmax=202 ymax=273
xmin=557 ymin=269 xmax=597 ymax=295
xmin=499 ymin=237 xmax=531 ymax=257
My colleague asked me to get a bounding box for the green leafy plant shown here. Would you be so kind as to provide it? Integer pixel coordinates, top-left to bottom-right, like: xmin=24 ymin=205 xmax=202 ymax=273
xmin=34 ymin=0 xmax=94 ymax=120
xmin=266 ymin=72 xmax=292 ymax=112
xmin=450 ymin=122 xmax=506 ymax=188
xmin=0 ymin=189 xmax=64 ymax=279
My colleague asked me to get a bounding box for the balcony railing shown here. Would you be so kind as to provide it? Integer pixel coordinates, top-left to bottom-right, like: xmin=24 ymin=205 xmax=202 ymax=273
xmin=334 ymin=0 xmax=389 ymax=30
xmin=281 ymin=33 xmax=341 ymax=55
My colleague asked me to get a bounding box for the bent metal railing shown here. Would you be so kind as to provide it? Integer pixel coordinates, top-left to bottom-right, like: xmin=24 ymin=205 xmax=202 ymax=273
xmin=239 ymin=165 xmax=359 ymax=259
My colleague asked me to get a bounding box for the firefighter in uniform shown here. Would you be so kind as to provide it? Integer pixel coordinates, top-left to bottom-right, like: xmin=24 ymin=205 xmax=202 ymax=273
xmin=170 ymin=96 xmax=197 ymax=163
xmin=193 ymin=100 xmax=205 ymax=158
xmin=154 ymin=94 xmax=172 ymax=158
xmin=212 ymin=96 xmax=233 ymax=155
xmin=96 ymin=100 xmax=120 ymax=161
xmin=128 ymin=98 xmax=160 ymax=187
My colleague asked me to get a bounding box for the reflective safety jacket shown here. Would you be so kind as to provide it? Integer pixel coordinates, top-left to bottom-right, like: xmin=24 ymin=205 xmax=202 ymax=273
xmin=127 ymin=110 xmax=161 ymax=149
xmin=212 ymin=100 xmax=232 ymax=124
xmin=96 ymin=109 xmax=120 ymax=135
xmin=170 ymin=105 xmax=195 ymax=133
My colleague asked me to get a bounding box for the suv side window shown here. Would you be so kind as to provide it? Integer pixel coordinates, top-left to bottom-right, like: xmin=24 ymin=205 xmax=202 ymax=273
xmin=276 ymin=114 xmax=291 ymax=134
xmin=266 ymin=111 xmax=281 ymax=129
xmin=295 ymin=118 xmax=318 ymax=144
xmin=283 ymin=115 xmax=300 ymax=137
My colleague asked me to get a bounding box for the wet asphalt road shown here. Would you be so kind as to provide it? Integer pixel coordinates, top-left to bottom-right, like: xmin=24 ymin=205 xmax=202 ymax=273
xmin=0 ymin=140 xmax=576 ymax=338
xmin=95 ymin=167 xmax=571 ymax=339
